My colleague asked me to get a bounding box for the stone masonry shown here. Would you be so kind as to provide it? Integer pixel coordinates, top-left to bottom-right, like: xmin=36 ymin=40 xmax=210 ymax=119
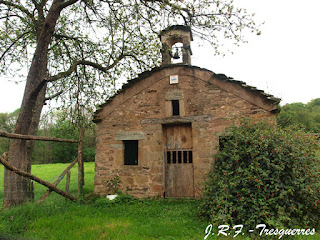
xmin=93 ymin=65 xmax=280 ymax=198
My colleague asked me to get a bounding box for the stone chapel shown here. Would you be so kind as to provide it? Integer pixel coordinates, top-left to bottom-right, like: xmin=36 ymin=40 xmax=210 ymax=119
xmin=93 ymin=25 xmax=280 ymax=198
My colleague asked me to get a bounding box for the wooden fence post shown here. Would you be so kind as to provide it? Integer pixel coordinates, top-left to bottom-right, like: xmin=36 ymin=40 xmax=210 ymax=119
xmin=78 ymin=127 xmax=85 ymax=197
xmin=66 ymin=171 xmax=71 ymax=195
xmin=37 ymin=158 xmax=78 ymax=204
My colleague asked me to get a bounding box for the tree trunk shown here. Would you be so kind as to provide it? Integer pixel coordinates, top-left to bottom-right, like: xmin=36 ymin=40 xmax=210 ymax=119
xmin=3 ymin=1 xmax=63 ymax=208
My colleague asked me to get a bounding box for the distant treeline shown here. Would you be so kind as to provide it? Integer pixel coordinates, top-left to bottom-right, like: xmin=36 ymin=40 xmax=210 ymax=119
xmin=0 ymin=110 xmax=95 ymax=164
xmin=277 ymin=98 xmax=320 ymax=133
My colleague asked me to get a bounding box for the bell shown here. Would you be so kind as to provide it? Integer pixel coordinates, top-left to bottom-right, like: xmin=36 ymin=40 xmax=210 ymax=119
xmin=172 ymin=48 xmax=180 ymax=59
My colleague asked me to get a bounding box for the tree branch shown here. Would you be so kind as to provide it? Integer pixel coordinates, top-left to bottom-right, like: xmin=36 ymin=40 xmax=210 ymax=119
xmin=45 ymin=55 xmax=126 ymax=82
xmin=144 ymin=0 xmax=191 ymax=22
xmin=53 ymin=33 xmax=83 ymax=41
xmin=31 ymin=0 xmax=40 ymax=8
xmin=0 ymin=14 xmax=24 ymax=20
xmin=53 ymin=33 xmax=96 ymax=47
xmin=58 ymin=0 xmax=80 ymax=10
xmin=0 ymin=31 xmax=31 ymax=62
xmin=46 ymin=60 xmax=105 ymax=82
xmin=0 ymin=1 xmax=35 ymax=22
xmin=44 ymin=90 xmax=64 ymax=102
xmin=30 ymin=0 xmax=46 ymax=23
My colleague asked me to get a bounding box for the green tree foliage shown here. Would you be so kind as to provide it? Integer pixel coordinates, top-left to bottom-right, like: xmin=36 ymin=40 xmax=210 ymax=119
xmin=0 ymin=0 xmax=261 ymax=118
xmin=49 ymin=118 xmax=79 ymax=163
xmin=200 ymin=119 xmax=320 ymax=232
xmin=0 ymin=108 xmax=19 ymax=153
xmin=30 ymin=112 xmax=96 ymax=164
xmin=49 ymin=118 xmax=95 ymax=163
xmin=277 ymin=98 xmax=320 ymax=133
xmin=0 ymin=109 xmax=95 ymax=164
xmin=0 ymin=108 xmax=19 ymax=132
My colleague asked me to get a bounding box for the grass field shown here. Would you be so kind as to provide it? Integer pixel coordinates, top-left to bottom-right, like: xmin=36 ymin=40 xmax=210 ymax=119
xmin=0 ymin=163 xmax=319 ymax=240
xmin=0 ymin=163 xmax=210 ymax=240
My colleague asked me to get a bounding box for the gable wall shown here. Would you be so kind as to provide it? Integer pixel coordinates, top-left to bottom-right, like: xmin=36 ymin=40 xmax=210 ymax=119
xmin=94 ymin=67 xmax=276 ymax=198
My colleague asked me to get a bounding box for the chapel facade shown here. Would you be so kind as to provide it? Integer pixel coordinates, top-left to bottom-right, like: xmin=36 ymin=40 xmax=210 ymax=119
xmin=93 ymin=25 xmax=280 ymax=198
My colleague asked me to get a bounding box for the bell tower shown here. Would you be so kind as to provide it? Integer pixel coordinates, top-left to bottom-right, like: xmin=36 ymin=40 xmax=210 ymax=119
xmin=160 ymin=25 xmax=193 ymax=65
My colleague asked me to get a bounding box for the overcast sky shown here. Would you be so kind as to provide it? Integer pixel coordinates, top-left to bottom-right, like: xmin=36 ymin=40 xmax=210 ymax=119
xmin=193 ymin=0 xmax=320 ymax=106
xmin=1 ymin=0 xmax=320 ymax=113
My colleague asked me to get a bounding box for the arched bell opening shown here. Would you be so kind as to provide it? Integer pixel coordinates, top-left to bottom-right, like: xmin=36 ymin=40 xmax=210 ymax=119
xmin=170 ymin=42 xmax=184 ymax=64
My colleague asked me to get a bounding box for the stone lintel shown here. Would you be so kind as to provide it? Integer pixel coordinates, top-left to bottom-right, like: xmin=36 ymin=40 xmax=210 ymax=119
xmin=165 ymin=90 xmax=184 ymax=100
xmin=141 ymin=115 xmax=212 ymax=125
xmin=115 ymin=131 xmax=146 ymax=140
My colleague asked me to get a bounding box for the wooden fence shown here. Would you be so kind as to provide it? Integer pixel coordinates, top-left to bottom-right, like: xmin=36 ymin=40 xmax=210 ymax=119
xmin=0 ymin=128 xmax=85 ymax=203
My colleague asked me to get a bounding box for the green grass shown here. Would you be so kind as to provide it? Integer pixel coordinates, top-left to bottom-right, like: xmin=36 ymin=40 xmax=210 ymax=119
xmin=0 ymin=162 xmax=95 ymax=202
xmin=0 ymin=163 xmax=319 ymax=240
xmin=0 ymin=198 xmax=209 ymax=240
xmin=0 ymin=163 xmax=210 ymax=240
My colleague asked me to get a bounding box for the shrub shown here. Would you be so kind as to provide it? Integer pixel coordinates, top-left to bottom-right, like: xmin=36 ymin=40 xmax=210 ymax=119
xmin=104 ymin=170 xmax=120 ymax=195
xmin=200 ymin=118 xmax=320 ymax=231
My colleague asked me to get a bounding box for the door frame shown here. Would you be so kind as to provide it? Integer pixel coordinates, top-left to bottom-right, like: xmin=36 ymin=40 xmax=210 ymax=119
xmin=162 ymin=123 xmax=194 ymax=198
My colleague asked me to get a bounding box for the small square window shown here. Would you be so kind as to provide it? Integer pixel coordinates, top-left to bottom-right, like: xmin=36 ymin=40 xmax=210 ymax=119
xmin=172 ymin=100 xmax=180 ymax=116
xmin=123 ymin=140 xmax=138 ymax=165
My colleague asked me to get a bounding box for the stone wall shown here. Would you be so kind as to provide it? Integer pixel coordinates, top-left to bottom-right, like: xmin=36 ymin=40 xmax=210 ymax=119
xmin=94 ymin=66 xmax=277 ymax=198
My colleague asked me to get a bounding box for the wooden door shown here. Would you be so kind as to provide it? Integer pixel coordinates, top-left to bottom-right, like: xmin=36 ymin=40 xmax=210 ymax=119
xmin=164 ymin=124 xmax=194 ymax=197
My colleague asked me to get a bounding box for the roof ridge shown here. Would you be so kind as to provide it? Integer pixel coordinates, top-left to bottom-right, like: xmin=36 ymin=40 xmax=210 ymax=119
xmin=93 ymin=65 xmax=281 ymax=122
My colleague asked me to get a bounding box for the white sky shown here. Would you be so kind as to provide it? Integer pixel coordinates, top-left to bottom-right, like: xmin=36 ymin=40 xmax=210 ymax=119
xmin=195 ymin=0 xmax=320 ymax=105
xmin=1 ymin=0 xmax=320 ymax=113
